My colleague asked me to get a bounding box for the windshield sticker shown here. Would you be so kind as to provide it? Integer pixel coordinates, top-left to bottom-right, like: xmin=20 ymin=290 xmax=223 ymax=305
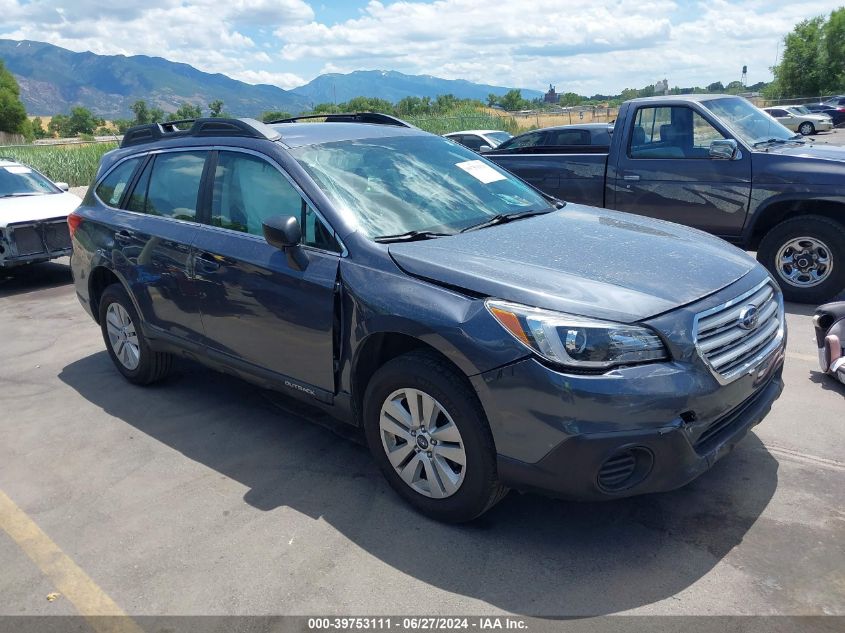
xmin=455 ymin=160 xmax=506 ymax=184
xmin=4 ymin=165 xmax=32 ymax=174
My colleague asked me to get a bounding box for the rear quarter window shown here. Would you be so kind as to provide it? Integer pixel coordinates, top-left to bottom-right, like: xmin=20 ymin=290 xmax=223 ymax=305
xmin=95 ymin=157 xmax=143 ymax=207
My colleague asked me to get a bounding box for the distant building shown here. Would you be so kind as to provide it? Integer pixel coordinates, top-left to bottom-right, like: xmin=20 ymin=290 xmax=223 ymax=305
xmin=543 ymin=84 xmax=559 ymax=104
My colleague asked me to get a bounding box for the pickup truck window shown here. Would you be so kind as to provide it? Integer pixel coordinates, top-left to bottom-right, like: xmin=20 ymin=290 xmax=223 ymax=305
xmin=630 ymin=106 xmax=725 ymax=159
xmin=498 ymin=131 xmax=544 ymax=150
xmin=546 ymin=129 xmax=591 ymax=146
xmin=704 ymin=96 xmax=794 ymax=146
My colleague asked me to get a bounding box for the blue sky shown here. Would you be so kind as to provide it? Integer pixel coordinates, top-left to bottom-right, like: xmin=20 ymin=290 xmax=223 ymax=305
xmin=1 ymin=1 xmax=842 ymax=95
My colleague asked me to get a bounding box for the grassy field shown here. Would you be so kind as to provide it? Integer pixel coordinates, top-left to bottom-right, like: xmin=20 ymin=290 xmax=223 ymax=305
xmin=0 ymin=142 xmax=117 ymax=186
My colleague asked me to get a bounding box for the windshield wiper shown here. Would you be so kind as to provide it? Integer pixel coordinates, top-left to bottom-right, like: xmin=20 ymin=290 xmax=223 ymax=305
xmin=374 ymin=230 xmax=454 ymax=243
xmin=460 ymin=208 xmax=555 ymax=233
xmin=752 ymin=137 xmax=804 ymax=148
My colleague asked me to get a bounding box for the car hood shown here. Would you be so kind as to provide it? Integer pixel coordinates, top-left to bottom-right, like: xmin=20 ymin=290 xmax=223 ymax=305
xmin=388 ymin=205 xmax=757 ymax=323
xmin=765 ymin=142 xmax=845 ymax=162
xmin=0 ymin=192 xmax=81 ymax=228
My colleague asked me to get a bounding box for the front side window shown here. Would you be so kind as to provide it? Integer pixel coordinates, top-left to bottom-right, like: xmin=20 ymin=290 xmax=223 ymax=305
xmin=292 ymin=134 xmax=552 ymax=239
xmin=211 ymin=151 xmax=340 ymax=252
xmin=459 ymin=135 xmax=485 ymax=151
xmin=142 ymin=151 xmax=207 ymax=221
xmin=95 ymin=157 xmax=142 ymax=207
xmin=630 ymin=106 xmax=726 ymax=158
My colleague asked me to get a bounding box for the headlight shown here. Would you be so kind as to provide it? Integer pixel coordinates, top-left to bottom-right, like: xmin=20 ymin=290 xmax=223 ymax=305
xmin=486 ymin=299 xmax=668 ymax=370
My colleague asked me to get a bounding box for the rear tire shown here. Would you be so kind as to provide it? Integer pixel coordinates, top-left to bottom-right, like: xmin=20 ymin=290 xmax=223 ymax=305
xmin=98 ymin=283 xmax=173 ymax=385
xmin=799 ymin=121 xmax=816 ymax=136
xmin=363 ymin=351 xmax=507 ymax=522
xmin=757 ymin=215 xmax=845 ymax=303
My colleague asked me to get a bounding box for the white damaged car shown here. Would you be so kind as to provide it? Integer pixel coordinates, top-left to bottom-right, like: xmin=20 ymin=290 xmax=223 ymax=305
xmin=0 ymin=158 xmax=81 ymax=268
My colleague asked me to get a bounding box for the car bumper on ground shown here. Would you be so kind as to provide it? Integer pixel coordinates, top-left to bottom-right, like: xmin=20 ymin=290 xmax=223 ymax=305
xmin=472 ymin=345 xmax=785 ymax=501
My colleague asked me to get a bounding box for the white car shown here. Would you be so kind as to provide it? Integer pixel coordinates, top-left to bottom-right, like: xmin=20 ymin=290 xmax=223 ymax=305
xmin=0 ymin=158 xmax=81 ymax=268
xmin=443 ymin=129 xmax=513 ymax=152
xmin=762 ymin=106 xmax=833 ymax=136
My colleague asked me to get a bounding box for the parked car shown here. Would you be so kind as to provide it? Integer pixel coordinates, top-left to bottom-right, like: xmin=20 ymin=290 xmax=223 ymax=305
xmin=494 ymin=123 xmax=613 ymax=152
xmin=0 ymin=157 xmax=80 ymax=268
xmin=762 ymin=106 xmax=832 ymax=135
xmin=485 ymin=94 xmax=845 ymax=303
xmin=443 ymin=130 xmax=512 ymax=152
xmin=802 ymin=103 xmax=845 ymax=126
xmin=822 ymin=95 xmax=845 ymax=107
xmin=70 ymin=115 xmax=785 ymax=522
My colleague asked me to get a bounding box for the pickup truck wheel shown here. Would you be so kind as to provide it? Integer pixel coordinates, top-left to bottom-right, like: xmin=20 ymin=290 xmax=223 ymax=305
xmin=757 ymin=216 xmax=845 ymax=303
xmin=98 ymin=283 xmax=173 ymax=384
xmin=363 ymin=351 xmax=507 ymax=523
xmin=798 ymin=122 xmax=815 ymax=136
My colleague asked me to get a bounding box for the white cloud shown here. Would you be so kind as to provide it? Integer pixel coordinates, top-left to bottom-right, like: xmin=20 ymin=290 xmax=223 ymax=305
xmin=233 ymin=69 xmax=305 ymax=89
xmin=1 ymin=0 xmax=843 ymax=95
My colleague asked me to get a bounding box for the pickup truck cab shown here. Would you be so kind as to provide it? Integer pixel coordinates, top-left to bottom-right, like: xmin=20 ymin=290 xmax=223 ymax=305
xmin=486 ymin=94 xmax=845 ymax=303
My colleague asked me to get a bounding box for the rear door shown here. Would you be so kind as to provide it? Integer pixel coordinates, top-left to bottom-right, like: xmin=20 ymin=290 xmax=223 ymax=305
xmin=95 ymin=150 xmax=208 ymax=345
xmin=191 ymin=149 xmax=342 ymax=396
xmin=610 ymin=104 xmax=751 ymax=237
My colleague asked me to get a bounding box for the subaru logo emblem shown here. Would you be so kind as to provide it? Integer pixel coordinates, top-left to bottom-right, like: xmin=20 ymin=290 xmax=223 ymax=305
xmin=738 ymin=304 xmax=759 ymax=330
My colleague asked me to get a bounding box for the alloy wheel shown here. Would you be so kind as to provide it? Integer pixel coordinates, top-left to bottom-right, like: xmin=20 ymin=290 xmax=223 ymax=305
xmin=106 ymin=302 xmax=141 ymax=370
xmin=379 ymin=388 xmax=467 ymax=499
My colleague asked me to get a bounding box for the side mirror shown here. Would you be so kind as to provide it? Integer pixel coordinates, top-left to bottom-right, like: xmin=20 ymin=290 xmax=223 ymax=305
xmin=262 ymin=215 xmax=307 ymax=271
xmin=262 ymin=215 xmax=301 ymax=250
xmin=709 ymin=139 xmax=740 ymax=160
xmin=54 ymin=182 xmax=69 ymax=191
xmin=478 ymin=145 xmax=492 ymax=153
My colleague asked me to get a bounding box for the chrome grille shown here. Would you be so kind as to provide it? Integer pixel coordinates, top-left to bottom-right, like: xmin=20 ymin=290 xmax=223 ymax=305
xmin=693 ymin=279 xmax=784 ymax=383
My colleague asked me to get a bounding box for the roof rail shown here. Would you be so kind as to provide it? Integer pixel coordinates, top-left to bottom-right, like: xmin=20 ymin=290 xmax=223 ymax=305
xmin=120 ymin=117 xmax=281 ymax=148
xmin=269 ymin=112 xmax=414 ymax=128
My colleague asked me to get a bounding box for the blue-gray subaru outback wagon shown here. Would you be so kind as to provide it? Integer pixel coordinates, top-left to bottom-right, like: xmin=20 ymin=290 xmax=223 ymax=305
xmin=69 ymin=114 xmax=786 ymax=522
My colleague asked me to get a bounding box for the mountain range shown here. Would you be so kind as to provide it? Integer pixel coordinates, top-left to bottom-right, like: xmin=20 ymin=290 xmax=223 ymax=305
xmin=0 ymin=39 xmax=543 ymax=119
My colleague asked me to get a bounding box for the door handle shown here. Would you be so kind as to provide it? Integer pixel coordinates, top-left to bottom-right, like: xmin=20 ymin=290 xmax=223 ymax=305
xmin=114 ymin=230 xmax=132 ymax=243
xmin=195 ymin=252 xmax=221 ymax=272
xmin=623 ymin=174 xmax=640 ymax=181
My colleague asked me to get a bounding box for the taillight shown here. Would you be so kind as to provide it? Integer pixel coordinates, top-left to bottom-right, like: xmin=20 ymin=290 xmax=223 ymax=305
xmin=68 ymin=212 xmax=83 ymax=239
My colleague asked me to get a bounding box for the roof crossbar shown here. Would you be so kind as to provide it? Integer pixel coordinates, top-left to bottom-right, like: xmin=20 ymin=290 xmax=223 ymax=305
xmin=269 ymin=112 xmax=413 ymax=128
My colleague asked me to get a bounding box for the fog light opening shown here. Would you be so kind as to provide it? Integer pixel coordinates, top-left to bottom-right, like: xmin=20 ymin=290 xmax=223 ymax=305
xmin=597 ymin=447 xmax=654 ymax=492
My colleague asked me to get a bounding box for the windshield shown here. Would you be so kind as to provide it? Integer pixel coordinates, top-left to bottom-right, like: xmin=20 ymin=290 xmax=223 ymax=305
xmin=704 ymin=97 xmax=796 ymax=146
xmin=788 ymin=106 xmax=810 ymax=115
xmin=486 ymin=131 xmax=513 ymax=145
xmin=0 ymin=164 xmax=60 ymax=198
xmin=292 ymin=134 xmax=551 ymax=238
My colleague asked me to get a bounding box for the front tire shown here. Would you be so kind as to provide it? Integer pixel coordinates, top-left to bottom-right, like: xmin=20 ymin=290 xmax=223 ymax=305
xmin=757 ymin=215 xmax=845 ymax=303
xmin=799 ymin=121 xmax=816 ymax=136
xmin=98 ymin=283 xmax=173 ymax=385
xmin=363 ymin=351 xmax=507 ymax=522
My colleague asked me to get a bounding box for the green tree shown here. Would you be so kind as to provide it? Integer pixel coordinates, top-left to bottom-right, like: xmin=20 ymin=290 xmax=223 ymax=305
xmin=486 ymin=93 xmax=498 ymax=107
xmin=261 ymin=110 xmax=292 ymax=123
xmin=770 ymin=15 xmax=828 ymax=97
xmin=706 ymin=81 xmax=725 ymax=92
xmin=559 ymin=92 xmax=583 ymax=107
xmin=208 ymin=99 xmax=224 ymax=117
xmin=113 ymin=119 xmax=134 ymax=133
xmin=149 ymin=107 xmax=166 ymax=124
xmin=30 ymin=116 xmax=48 ymax=139
xmin=65 ymin=106 xmax=97 ymax=136
xmin=500 ymin=89 xmax=527 ymax=111
xmin=168 ymin=102 xmax=202 ymax=121
xmin=130 ymin=100 xmax=150 ymax=125
xmin=824 ymin=8 xmax=845 ymax=90
xmin=0 ymin=60 xmax=28 ymax=135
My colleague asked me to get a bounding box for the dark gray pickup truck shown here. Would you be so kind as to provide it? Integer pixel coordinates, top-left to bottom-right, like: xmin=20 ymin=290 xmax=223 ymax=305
xmin=485 ymin=94 xmax=845 ymax=303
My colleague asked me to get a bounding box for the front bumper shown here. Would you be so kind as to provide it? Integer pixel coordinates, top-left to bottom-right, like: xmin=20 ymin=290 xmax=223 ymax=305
xmin=470 ymin=273 xmax=786 ymax=500
xmin=0 ymin=219 xmax=72 ymax=267
xmin=491 ymin=366 xmax=782 ymax=500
